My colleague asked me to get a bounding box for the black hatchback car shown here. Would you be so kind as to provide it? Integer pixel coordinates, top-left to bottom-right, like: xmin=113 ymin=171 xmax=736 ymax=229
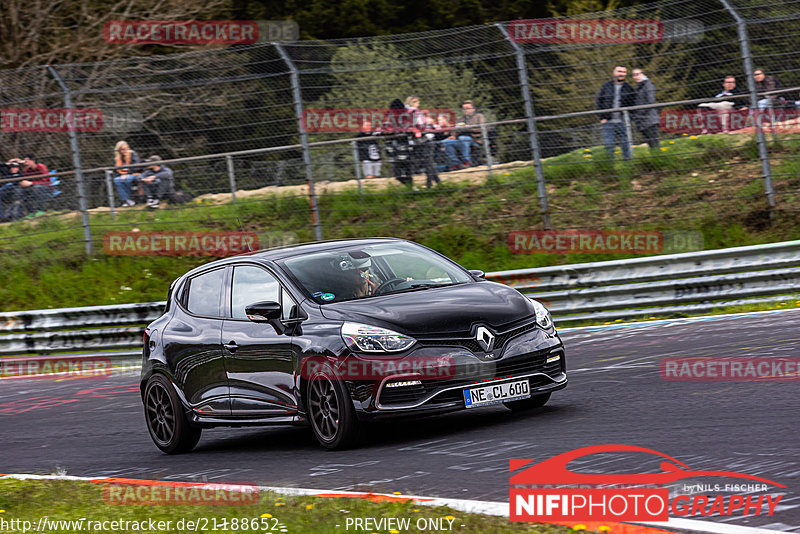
xmin=140 ymin=238 xmax=567 ymax=452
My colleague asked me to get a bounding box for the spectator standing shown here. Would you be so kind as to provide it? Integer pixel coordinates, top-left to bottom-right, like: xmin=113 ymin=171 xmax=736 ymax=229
xmin=405 ymin=96 xmax=440 ymax=188
xmin=442 ymin=100 xmax=485 ymax=169
xmin=138 ymin=156 xmax=174 ymax=208
xmin=382 ymin=98 xmax=414 ymax=186
xmin=355 ymin=119 xmax=382 ymax=179
xmin=596 ymin=66 xmax=635 ymax=160
xmin=113 ymin=140 xmax=141 ymax=207
xmin=631 ymin=68 xmax=660 ymax=151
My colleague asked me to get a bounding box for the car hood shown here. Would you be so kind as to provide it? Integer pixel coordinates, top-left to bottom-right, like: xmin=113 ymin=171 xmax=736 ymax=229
xmin=319 ymin=281 xmax=533 ymax=335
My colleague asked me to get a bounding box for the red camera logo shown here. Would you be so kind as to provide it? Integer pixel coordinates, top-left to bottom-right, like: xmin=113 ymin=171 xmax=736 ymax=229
xmin=510 ymin=445 xmax=784 ymax=522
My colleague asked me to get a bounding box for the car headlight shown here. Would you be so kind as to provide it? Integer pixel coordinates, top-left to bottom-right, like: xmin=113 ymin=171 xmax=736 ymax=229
xmin=341 ymin=322 xmax=416 ymax=353
xmin=530 ymin=299 xmax=554 ymax=330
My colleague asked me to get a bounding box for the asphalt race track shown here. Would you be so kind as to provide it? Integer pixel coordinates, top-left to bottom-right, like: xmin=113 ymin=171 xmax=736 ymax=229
xmin=3 ymin=310 xmax=799 ymax=532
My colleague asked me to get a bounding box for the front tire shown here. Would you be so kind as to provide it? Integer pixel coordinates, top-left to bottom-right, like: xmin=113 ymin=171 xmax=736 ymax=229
xmin=143 ymin=374 xmax=201 ymax=454
xmin=306 ymin=373 xmax=359 ymax=450
xmin=504 ymin=392 xmax=551 ymax=412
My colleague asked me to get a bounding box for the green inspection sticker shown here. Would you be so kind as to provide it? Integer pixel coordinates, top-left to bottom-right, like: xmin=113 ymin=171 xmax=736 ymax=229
xmin=320 ymin=293 xmax=335 ymax=301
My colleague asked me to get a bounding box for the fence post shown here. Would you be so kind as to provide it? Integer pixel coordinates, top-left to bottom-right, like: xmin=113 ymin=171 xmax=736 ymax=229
xmin=496 ymin=23 xmax=551 ymax=229
xmin=623 ymin=111 xmax=634 ymax=157
xmin=104 ymin=170 xmax=117 ymax=220
xmin=226 ymin=155 xmax=237 ymax=203
xmin=480 ymin=122 xmax=493 ymax=178
xmin=275 ymin=43 xmax=324 ymax=241
xmin=718 ymin=0 xmax=776 ymax=210
xmin=351 ymin=141 xmax=363 ymax=194
xmin=47 ymin=65 xmax=93 ymax=255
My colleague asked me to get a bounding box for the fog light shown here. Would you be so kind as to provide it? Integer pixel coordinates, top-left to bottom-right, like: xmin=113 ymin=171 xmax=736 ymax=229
xmin=385 ymin=380 xmax=423 ymax=388
xmin=546 ymin=354 xmax=561 ymax=363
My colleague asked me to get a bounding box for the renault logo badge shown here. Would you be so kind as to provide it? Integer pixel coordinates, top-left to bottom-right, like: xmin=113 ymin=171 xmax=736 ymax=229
xmin=476 ymin=326 xmax=495 ymax=352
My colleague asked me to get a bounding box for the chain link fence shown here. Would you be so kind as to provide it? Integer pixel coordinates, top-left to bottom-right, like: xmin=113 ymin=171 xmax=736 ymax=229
xmin=1 ymin=0 xmax=800 ymax=263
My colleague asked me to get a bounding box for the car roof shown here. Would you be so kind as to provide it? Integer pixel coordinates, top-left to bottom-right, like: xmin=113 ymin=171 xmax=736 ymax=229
xmin=178 ymin=237 xmax=407 ymax=279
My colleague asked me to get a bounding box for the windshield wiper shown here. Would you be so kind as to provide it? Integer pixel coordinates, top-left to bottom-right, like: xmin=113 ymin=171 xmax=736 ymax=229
xmin=379 ymin=282 xmax=452 ymax=296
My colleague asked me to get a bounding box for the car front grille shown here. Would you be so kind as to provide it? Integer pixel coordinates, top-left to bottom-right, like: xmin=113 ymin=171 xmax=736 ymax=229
xmin=377 ymin=349 xmax=564 ymax=407
xmin=415 ymin=318 xmax=540 ymax=354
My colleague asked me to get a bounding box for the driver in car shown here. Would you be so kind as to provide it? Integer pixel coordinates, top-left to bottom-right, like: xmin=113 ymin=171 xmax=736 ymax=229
xmin=339 ymin=255 xmax=378 ymax=298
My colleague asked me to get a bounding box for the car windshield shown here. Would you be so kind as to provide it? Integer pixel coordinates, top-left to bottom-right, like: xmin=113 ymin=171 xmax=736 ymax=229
xmin=280 ymin=242 xmax=473 ymax=304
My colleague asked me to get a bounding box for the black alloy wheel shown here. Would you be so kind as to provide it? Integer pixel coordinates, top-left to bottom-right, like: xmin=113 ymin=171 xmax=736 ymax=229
xmin=306 ymin=373 xmax=358 ymax=450
xmin=144 ymin=374 xmax=202 ymax=454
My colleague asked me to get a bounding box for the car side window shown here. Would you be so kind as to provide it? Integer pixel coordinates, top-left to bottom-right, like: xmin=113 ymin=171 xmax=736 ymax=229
xmin=186 ymin=268 xmax=226 ymax=317
xmin=232 ymin=265 xmax=281 ymax=319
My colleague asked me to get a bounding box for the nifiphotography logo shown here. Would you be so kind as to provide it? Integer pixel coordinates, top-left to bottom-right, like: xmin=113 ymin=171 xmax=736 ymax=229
xmin=510 ymin=444 xmax=785 ymax=522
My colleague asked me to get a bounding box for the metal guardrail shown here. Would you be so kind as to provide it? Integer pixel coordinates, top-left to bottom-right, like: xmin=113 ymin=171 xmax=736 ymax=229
xmin=1 ymin=240 xmax=799 ymax=356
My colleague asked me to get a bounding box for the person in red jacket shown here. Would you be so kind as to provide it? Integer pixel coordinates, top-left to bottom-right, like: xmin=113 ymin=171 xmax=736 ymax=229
xmin=20 ymin=155 xmax=52 ymax=215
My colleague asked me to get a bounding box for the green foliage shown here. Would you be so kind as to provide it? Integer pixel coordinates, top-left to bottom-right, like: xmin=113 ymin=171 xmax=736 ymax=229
xmin=314 ymin=43 xmax=492 ymax=110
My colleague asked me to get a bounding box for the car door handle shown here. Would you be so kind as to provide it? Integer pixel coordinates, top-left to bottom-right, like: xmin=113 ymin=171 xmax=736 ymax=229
xmin=223 ymin=341 xmax=238 ymax=352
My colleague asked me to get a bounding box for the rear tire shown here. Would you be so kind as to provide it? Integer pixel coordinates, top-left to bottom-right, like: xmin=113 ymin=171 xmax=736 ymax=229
xmin=504 ymin=392 xmax=551 ymax=412
xmin=306 ymin=372 xmax=359 ymax=450
xmin=143 ymin=374 xmax=201 ymax=454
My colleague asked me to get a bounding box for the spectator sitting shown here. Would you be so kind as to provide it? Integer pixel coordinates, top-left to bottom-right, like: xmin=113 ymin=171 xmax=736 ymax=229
xmin=0 ymin=159 xmax=27 ymax=221
xmin=753 ymin=68 xmax=779 ymax=110
xmin=21 ymin=155 xmax=52 ymax=216
xmin=442 ymin=100 xmax=486 ymax=169
xmin=139 ymin=155 xmax=173 ymax=208
xmin=697 ymin=75 xmax=748 ymax=133
xmin=431 ymin=114 xmax=453 ymax=171
xmin=113 ymin=140 xmax=141 ymax=207
xmin=355 ymin=119 xmax=382 ymax=179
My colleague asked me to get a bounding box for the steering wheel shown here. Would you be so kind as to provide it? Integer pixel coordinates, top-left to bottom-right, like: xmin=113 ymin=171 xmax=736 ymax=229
xmin=373 ymin=278 xmax=406 ymax=296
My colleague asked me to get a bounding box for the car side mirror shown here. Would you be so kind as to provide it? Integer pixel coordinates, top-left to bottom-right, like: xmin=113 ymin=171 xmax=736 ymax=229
xmin=245 ymin=301 xmax=286 ymax=335
xmin=469 ymin=269 xmax=486 ymax=280
xmin=245 ymin=301 xmax=281 ymax=322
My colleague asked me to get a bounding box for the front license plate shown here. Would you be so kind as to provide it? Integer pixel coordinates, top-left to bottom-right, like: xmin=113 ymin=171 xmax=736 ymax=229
xmin=463 ymin=379 xmax=530 ymax=408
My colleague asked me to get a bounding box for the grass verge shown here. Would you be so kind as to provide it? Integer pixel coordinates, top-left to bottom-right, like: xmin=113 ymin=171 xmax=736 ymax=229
xmin=1 ymin=131 xmax=799 ymax=311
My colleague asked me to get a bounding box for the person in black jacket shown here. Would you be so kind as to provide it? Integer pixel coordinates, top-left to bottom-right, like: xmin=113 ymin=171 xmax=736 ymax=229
xmin=139 ymin=155 xmax=174 ymax=208
xmin=381 ymin=99 xmax=414 ymax=186
xmin=596 ymin=66 xmax=636 ymax=160
xmin=632 ymin=68 xmax=660 ymax=151
xmin=355 ymin=119 xmax=382 ymax=179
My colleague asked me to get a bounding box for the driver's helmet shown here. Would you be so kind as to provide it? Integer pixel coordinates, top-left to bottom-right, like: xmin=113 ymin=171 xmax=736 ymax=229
xmin=336 ymin=254 xmax=371 ymax=272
